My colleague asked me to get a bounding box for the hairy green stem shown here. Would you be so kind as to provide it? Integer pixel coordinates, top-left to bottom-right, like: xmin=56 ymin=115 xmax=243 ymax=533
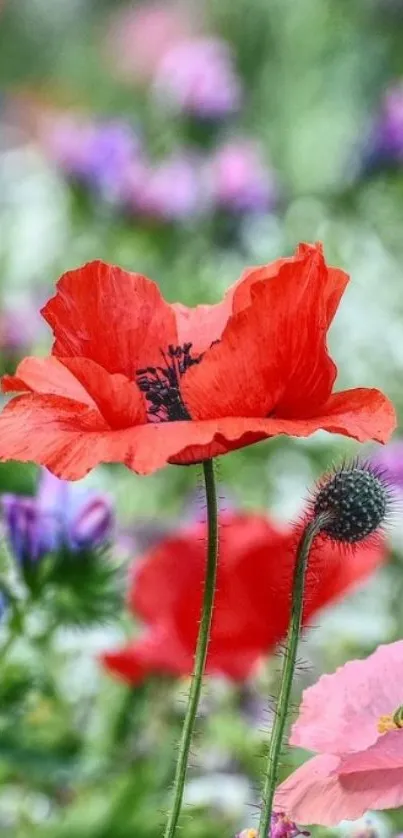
xmin=164 ymin=458 xmax=219 ymax=838
xmin=258 ymin=515 xmax=327 ymax=838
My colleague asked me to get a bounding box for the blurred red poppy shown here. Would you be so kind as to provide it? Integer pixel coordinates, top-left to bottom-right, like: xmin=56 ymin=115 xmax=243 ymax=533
xmin=101 ymin=512 xmax=387 ymax=682
xmin=0 ymin=242 xmax=395 ymax=477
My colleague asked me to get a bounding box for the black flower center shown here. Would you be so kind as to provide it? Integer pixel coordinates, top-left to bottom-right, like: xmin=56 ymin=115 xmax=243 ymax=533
xmin=136 ymin=343 xmax=202 ymax=423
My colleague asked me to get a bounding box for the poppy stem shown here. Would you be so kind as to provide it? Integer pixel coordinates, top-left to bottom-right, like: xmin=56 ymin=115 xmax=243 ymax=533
xmin=163 ymin=458 xmax=219 ymax=838
xmin=257 ymin=514 xmax=328 ymax=838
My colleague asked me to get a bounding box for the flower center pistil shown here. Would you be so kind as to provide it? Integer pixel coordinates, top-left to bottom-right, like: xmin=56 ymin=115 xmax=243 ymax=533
xmin=377 ymin=704 xmax=403 ymax=734
xmin=136 ymin=342 xmax=202 ymax=423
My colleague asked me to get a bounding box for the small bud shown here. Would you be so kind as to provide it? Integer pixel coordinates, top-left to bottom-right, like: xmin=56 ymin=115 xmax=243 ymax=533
xmin=313 ymin=461 xmax=391 ymax=543
xmin=71 ymin=497 xmax=113 ymax=549
xmin=235 ymin=814 xmax=309 ymax=838
xmin=1 ymin=495 xmax=52 ymax=565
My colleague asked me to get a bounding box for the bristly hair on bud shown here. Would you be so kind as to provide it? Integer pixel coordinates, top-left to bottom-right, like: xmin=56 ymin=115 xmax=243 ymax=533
xmin=311 ymin=459 xmax=394 ymax=544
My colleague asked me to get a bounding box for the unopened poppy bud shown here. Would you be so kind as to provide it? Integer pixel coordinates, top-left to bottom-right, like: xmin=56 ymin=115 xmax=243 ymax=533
xmin=313 ymin=461 xmax=391 ymax=543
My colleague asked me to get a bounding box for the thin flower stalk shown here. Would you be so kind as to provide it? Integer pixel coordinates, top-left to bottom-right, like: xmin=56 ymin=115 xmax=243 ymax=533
xmin=164 ymin=458 xmax=219 ymax=838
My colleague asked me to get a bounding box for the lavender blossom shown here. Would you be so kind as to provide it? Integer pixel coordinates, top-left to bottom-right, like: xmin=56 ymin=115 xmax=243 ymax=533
xmin=45 ymin=115 xmax=142 ymax=202
xmin=132 ymin=153 xmax=204 ymax=221
xmin=2 ymin=469 xmax=113 ymax=566
xmin=152 ymin=37 xmax=242 ymax=119
xmin=207 ymin=140 xmax=277 ymax=214
xmin=365 ymin=82 xmax=403 ymax=168
xmin=0 ymin=305 xmax=41 ymax=356
xmin=370 ymin=441 xmax=403 ymax=492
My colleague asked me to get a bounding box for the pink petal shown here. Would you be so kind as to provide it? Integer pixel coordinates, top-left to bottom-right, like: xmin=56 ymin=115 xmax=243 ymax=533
xmin=339 ymin=729 xmax=403 ymax=773
xmin=290 ymin=640 xmax=403 ymax=754
xmin=275 ymin=754 xmax=403 ymax=826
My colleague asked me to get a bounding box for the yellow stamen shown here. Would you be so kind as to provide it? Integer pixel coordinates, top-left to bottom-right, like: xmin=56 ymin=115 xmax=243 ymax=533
xmin=378 ymin=713 xmax=402 ymax=734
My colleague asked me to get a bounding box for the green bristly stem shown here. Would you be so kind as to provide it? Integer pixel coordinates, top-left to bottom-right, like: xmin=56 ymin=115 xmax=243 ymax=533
xmin=258 ymin=514 xmax=328 ymax=838
xmin=163 ymin=458 xmax=219 ymax=838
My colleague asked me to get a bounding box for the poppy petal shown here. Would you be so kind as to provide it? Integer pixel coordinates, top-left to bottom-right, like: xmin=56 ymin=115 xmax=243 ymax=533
xmin=100 ymin=645 xmax=149 ymax=684
xmin=182 ymin=245 xmax=341 ymax=421
xmin=2 ymin=356 xmax=96 ymax=406
xmin=0 ymin=394 xmax=111 ymax=478
xmin=275 ymin=755 xmax=403 ymax=826
xmin=2 ymin=356 xmax=146 ymax=430
xmin=130 ymin=388 xmax=394 ymax=471
xmin=42 ymin=260 xmax=178 ymax=376
xmin=172 ymin=389 xmax=395 ymax=466
xmin=101 ymin=626 xmax=193 ymax=683
xmin=315 ymin=387 xmax=396 ymax=442
xmin=0 ymin=387 xmax=394 ymax=479
xmin=57 ymin=357 xmax=146 ymax=429
xmin=231 ymin=242 xmax=349 ymax=327
xmin=173 ymin=293 xmax=235 ymax=355
xmin=290 ymin=640 xmax=403 ymax=756
xmin=124 ymin=512 xmax=386 ymax=682
xmin=339 ymin=729 xmax=403 ymax=773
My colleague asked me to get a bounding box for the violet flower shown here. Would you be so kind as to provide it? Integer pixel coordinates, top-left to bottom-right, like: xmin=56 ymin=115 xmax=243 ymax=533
xmin=370 ymin=441 xmax=403 ymax=491
xmin=152 ymin=37 xmax=242 ymax=119
xmin=45 ymin=115 xmax=141 ymax=202
xmin=132 ymin=152 xmax=204 ymax=221
xmin=207 ymin=139 xmax=277 ymax=213
xmin=364 ymin=82 xmax=403 ymax=169
xmin=0 ymin=306 xmax=41 ymax=356
xmin=2 ymin=469 xmax=113 ymax=566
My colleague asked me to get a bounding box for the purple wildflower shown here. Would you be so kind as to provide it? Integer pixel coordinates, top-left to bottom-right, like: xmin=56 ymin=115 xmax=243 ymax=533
xmin=236 ymin=813 xmax=309 ymax=838
xmin=45 ymin=115 xmax=96 ymax=178
xmin=132 ymin=152 xmax=205 ymax=221
xmin=83 ymin=121 xmax=142 ymax=200
xmin=2 ymin=469 xmax=113 ymax=566
xmin=152 ymin=37 xmax=242 ymax=118
xmin=365 ymin=82 xmax=403 ymax=168
xmin=45 ymin=115 xmax=142 ymax=202
xmin=0 ymin=305 xmax=41 ymax=355
xmin=370 ymin=441 xmax=403 ymax=491
xmin=207 ymin=140 xmax=277 ymax=214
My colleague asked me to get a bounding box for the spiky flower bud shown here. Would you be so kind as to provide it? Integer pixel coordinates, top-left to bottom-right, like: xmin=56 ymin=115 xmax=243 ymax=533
xmin=313 ymin=461 xmax=391 ymax=543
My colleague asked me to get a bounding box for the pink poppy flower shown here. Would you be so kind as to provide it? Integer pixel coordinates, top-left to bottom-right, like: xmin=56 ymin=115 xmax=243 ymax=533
xmin=275 ymin=641 xmax=403 ymax=825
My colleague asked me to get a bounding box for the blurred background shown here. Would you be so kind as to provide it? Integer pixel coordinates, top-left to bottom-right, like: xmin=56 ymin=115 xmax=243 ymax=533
xmin=0 ymin=0 xmax=403 ymax=835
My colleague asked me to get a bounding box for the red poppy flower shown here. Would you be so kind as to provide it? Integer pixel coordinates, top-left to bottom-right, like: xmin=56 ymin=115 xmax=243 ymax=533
xmin=101 ymin=512 xmax=387 ymax=683
xmin=0 ymin=242 xmax=395 ymax=477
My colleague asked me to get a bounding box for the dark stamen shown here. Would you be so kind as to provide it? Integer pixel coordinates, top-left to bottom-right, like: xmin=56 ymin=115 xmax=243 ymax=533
xmin=136 ymin=343 xmax=202 ymax=423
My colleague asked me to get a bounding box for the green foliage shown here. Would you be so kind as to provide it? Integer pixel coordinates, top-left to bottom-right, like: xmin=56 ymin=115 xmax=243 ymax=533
xmin=35 ymin=546 xmax=124 ymax=629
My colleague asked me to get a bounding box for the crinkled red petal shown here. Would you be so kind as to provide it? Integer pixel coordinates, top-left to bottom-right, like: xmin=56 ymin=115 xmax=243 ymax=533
xmin=173 ymin=294 xmax=235 ymax=355
xmin=0 ymin=386 xmax=395 ymax=478
xmin=41 ymin=260 xmax=178 ymax=376
xmin=232 ymin=242 xmax=349 ymax=327
xmin=2 ymin=356 xmax=96 ymax=406
xmin=182 ymin=244 xmax=344 ymax=421
xmin=2 ymin=355 xmax=146 ymax=430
